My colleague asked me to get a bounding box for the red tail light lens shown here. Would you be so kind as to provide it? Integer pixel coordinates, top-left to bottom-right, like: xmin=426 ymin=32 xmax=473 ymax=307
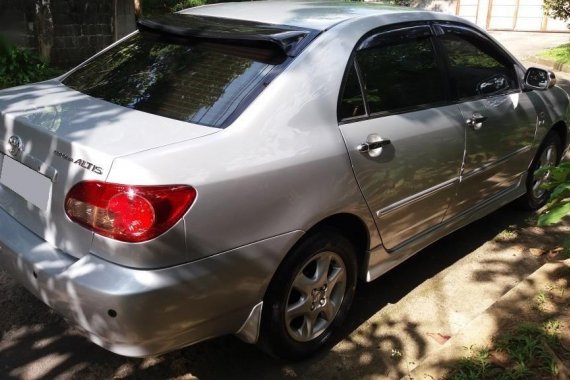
xmin=65 ymin=181 xmax=196 ymax=243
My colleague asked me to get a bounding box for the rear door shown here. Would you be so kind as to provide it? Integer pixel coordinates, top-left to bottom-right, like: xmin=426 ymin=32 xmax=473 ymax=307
xmin=339 ymin=25 xmax=465 ymax=250
xmin=434 ymin=24 xmax=537 ymax=218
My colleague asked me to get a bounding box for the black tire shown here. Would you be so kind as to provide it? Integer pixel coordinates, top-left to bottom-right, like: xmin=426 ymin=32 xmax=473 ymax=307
xmin=258 ymin=228 xmax=357 ymax=360
xmin=518 ymin=131 xmax=563 ymax=210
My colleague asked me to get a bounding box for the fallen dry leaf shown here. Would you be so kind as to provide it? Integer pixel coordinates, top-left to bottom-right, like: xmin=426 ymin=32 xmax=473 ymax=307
xmin=529 ymin=248 xmax=545 ymax=257
xmin=488 ymin=350 xmax=512 ymax=368
xmin=546 ymin=247 xmax=565 ymax=261
xmin=426 ymin=332 xmax=451 ymax=345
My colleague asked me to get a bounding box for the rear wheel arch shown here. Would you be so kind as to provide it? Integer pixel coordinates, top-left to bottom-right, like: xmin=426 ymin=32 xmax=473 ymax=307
xmin=256 ymin=213 xmax=370 ymax=358
xmin=303 ymin=213 xmax=370 ymax=278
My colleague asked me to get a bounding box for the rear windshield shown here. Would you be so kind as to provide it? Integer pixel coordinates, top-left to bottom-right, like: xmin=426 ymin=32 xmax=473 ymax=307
xmin=62 ymin=33 xmax=276 ymax=128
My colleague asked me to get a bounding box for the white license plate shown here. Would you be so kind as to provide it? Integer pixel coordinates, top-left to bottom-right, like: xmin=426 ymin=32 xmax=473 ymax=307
xmin=0 ymin=155 xmax=52 ymax=210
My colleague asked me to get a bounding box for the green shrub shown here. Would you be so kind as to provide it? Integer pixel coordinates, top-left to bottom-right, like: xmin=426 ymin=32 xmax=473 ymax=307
xmin=538 ymin=161 xmax=570 ymax=227
xmin=170 ymin=0 xmax=207 ymax=12
xmin=543 ymin=0 xmax=570 ymax=24
xmin=141 ymin=0 xmax=208 ymax=16
xmin=0 ymin=37 xmax=60 ymax=89
xmin=538 ymin=43 xmax=570 ymax=65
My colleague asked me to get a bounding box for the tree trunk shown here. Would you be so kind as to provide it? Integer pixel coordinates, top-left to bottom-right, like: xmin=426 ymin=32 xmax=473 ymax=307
xmin=133 ymin=0 xmax=142 ymax=19
xmin=114 ymin=0 xmax=137 ymax=41
xmin=34 ymin=0 xmax=54 ymax=63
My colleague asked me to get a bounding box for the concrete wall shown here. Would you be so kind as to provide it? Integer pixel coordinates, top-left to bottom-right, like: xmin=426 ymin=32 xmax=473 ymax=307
xmin=0 ymin=0 xmax=136 ymax=68
xmin=49 ymin=0 xmax=115 ymax=67
xmin=413 ymin=0 xmax=569 ymax=32
xmin=0 ymin=1 xmax=36 ymax=51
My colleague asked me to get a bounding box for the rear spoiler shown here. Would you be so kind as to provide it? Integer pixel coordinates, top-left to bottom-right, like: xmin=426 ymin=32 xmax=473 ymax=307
xmin=137 ymin=14 xmax=316 ymax=63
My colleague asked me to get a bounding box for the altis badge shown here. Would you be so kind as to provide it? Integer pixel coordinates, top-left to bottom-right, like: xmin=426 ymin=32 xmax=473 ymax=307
xmin=53 ymin=150 xmax=103 ymax=175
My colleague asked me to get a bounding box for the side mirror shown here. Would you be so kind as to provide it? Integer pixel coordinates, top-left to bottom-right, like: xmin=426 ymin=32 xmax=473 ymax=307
xmin=524 ymin=67 xmax=556 ymax=90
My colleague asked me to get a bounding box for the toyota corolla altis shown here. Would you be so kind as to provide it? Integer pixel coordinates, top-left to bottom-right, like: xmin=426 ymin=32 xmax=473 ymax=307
xmin=0 ymin=1 xmax=568 ymax=359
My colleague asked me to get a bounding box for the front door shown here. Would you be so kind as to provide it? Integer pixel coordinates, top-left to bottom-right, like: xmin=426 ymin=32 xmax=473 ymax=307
xmin=434 ymin=24 xmax=537 ymax=218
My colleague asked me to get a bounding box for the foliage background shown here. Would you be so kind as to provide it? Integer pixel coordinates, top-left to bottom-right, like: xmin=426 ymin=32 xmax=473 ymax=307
xmin=542 ymin=0 xmax=570 ymax=24
xmin=538 ymin=162 xmax=570 ymax=227
xmin=0 ymin=36 xmax=60 ymax=89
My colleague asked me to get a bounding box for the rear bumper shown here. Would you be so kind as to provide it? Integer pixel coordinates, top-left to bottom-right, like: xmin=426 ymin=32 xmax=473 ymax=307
xmin=0 ymin=207 xmax=302 ymax=357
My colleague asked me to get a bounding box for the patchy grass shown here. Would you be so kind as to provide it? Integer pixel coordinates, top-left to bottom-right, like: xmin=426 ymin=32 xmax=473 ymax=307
xmin=538 ymin=43 xmax=570 ymax=65
xmin=447 ymin=321 xmax=563 ymax=380
xmin=495 ymin=226 xmax=519 ymax=242
xmin=447 ymin=281 xmax=570 ymax=379
xmin=535 ymin=290 xmax=551 ymax=312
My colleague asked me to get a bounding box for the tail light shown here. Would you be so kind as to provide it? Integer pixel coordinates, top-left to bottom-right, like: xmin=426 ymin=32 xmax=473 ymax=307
xmin=65 ymin=181 xmax=196 ymax=243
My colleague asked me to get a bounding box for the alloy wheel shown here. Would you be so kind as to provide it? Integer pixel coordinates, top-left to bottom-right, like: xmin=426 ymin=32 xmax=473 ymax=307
xmin=284 ymin=251 xmax=347 ymax=342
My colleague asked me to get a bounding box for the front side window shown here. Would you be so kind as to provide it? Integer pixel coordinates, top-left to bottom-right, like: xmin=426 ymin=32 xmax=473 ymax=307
xmin=437 ymin=28 xmax=517 ymax=99
xmin=355 ymin=31 xmax=445 ymax=115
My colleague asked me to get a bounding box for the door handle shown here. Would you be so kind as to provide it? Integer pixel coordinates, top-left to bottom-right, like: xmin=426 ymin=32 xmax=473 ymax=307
xmin=357 ymin=139 xmax=391 ymax=153
xmin=466 ymin=112 xmax=488 ymax=131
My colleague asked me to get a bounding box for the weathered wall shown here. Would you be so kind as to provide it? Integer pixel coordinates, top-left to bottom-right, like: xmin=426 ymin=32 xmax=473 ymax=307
xmin=0 ymin=0 xmax=135 ymax=68
xmin=49 ymin=0 xmax=115 ymax=68
xmin=0 ymin=0 xmax=36 ymax=50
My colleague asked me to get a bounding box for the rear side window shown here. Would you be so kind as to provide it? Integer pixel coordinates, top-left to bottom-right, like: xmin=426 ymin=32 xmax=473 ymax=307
xmin=355 ymin=32 xmax=445 ymax=115
xmin=63 ymin=34 xmax=275 ymax=128
xmin=437 ymin=28 xmax=517 ymax=99
xmin=339 ymin=64 xmax=366 ymax=120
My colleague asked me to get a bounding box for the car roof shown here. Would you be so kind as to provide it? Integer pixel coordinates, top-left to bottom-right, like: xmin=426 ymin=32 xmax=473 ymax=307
xmin=180 ymin=1 xmax=421 ymax=31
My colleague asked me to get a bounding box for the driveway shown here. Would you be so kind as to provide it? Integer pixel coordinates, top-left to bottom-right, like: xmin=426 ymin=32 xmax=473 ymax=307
xmin=1 ymin=38 xmax=570 ymax=380
xmin=489 ymin=31 xmax=569 ymax=60
xmin=2 ymin=205 xmax=569 ymax=379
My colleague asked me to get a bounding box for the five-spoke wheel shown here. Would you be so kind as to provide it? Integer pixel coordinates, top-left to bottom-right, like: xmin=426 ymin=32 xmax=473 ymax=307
xmin=285 ymin=251 xmax=347 ymax=342
xmin=258 ymin=229 xmax=357 ymax=359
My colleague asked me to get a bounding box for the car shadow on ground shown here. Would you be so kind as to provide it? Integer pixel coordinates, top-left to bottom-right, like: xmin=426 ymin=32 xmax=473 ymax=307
xmin=2 ymin=202 xmax=562 ymax=380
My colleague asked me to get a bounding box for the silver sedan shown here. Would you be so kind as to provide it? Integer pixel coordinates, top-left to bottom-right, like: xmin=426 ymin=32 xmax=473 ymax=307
xmin=0 ymin=1 xmax=568 ymax=360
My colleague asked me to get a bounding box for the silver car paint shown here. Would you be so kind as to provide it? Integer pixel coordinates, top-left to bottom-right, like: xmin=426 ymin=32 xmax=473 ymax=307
xmin=0 ymin=202 xmax=303 ymax=356
xmin=341 ymin=105 xmax=465 ymax=251
xmin=180 ymin=1 xmax=416 ymax=29
xmin=0 ymin=1 xmax=569 ymax=357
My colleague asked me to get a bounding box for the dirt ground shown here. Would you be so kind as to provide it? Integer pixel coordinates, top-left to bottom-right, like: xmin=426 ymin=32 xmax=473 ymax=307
xmin=1 ymin=205 xmax=569 ymax=379
xmin=1 ymin=40 xmax=570 ymax=380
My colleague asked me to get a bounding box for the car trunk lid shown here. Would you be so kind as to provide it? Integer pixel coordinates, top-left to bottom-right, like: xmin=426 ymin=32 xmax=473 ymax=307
xmin=0 ymin=80 xmax=218 ymax=259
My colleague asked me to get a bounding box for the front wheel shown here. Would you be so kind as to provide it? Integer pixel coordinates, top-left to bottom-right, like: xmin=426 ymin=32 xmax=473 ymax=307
xmin=519 ymin=132 xmax=562 ymax=210
xmin=258 ymin=229 xmax=357 ymax=360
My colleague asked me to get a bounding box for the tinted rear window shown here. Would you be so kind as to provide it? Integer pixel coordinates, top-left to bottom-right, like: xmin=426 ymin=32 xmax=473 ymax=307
xmin=62 ymin=34 xmax=276 ymax=128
